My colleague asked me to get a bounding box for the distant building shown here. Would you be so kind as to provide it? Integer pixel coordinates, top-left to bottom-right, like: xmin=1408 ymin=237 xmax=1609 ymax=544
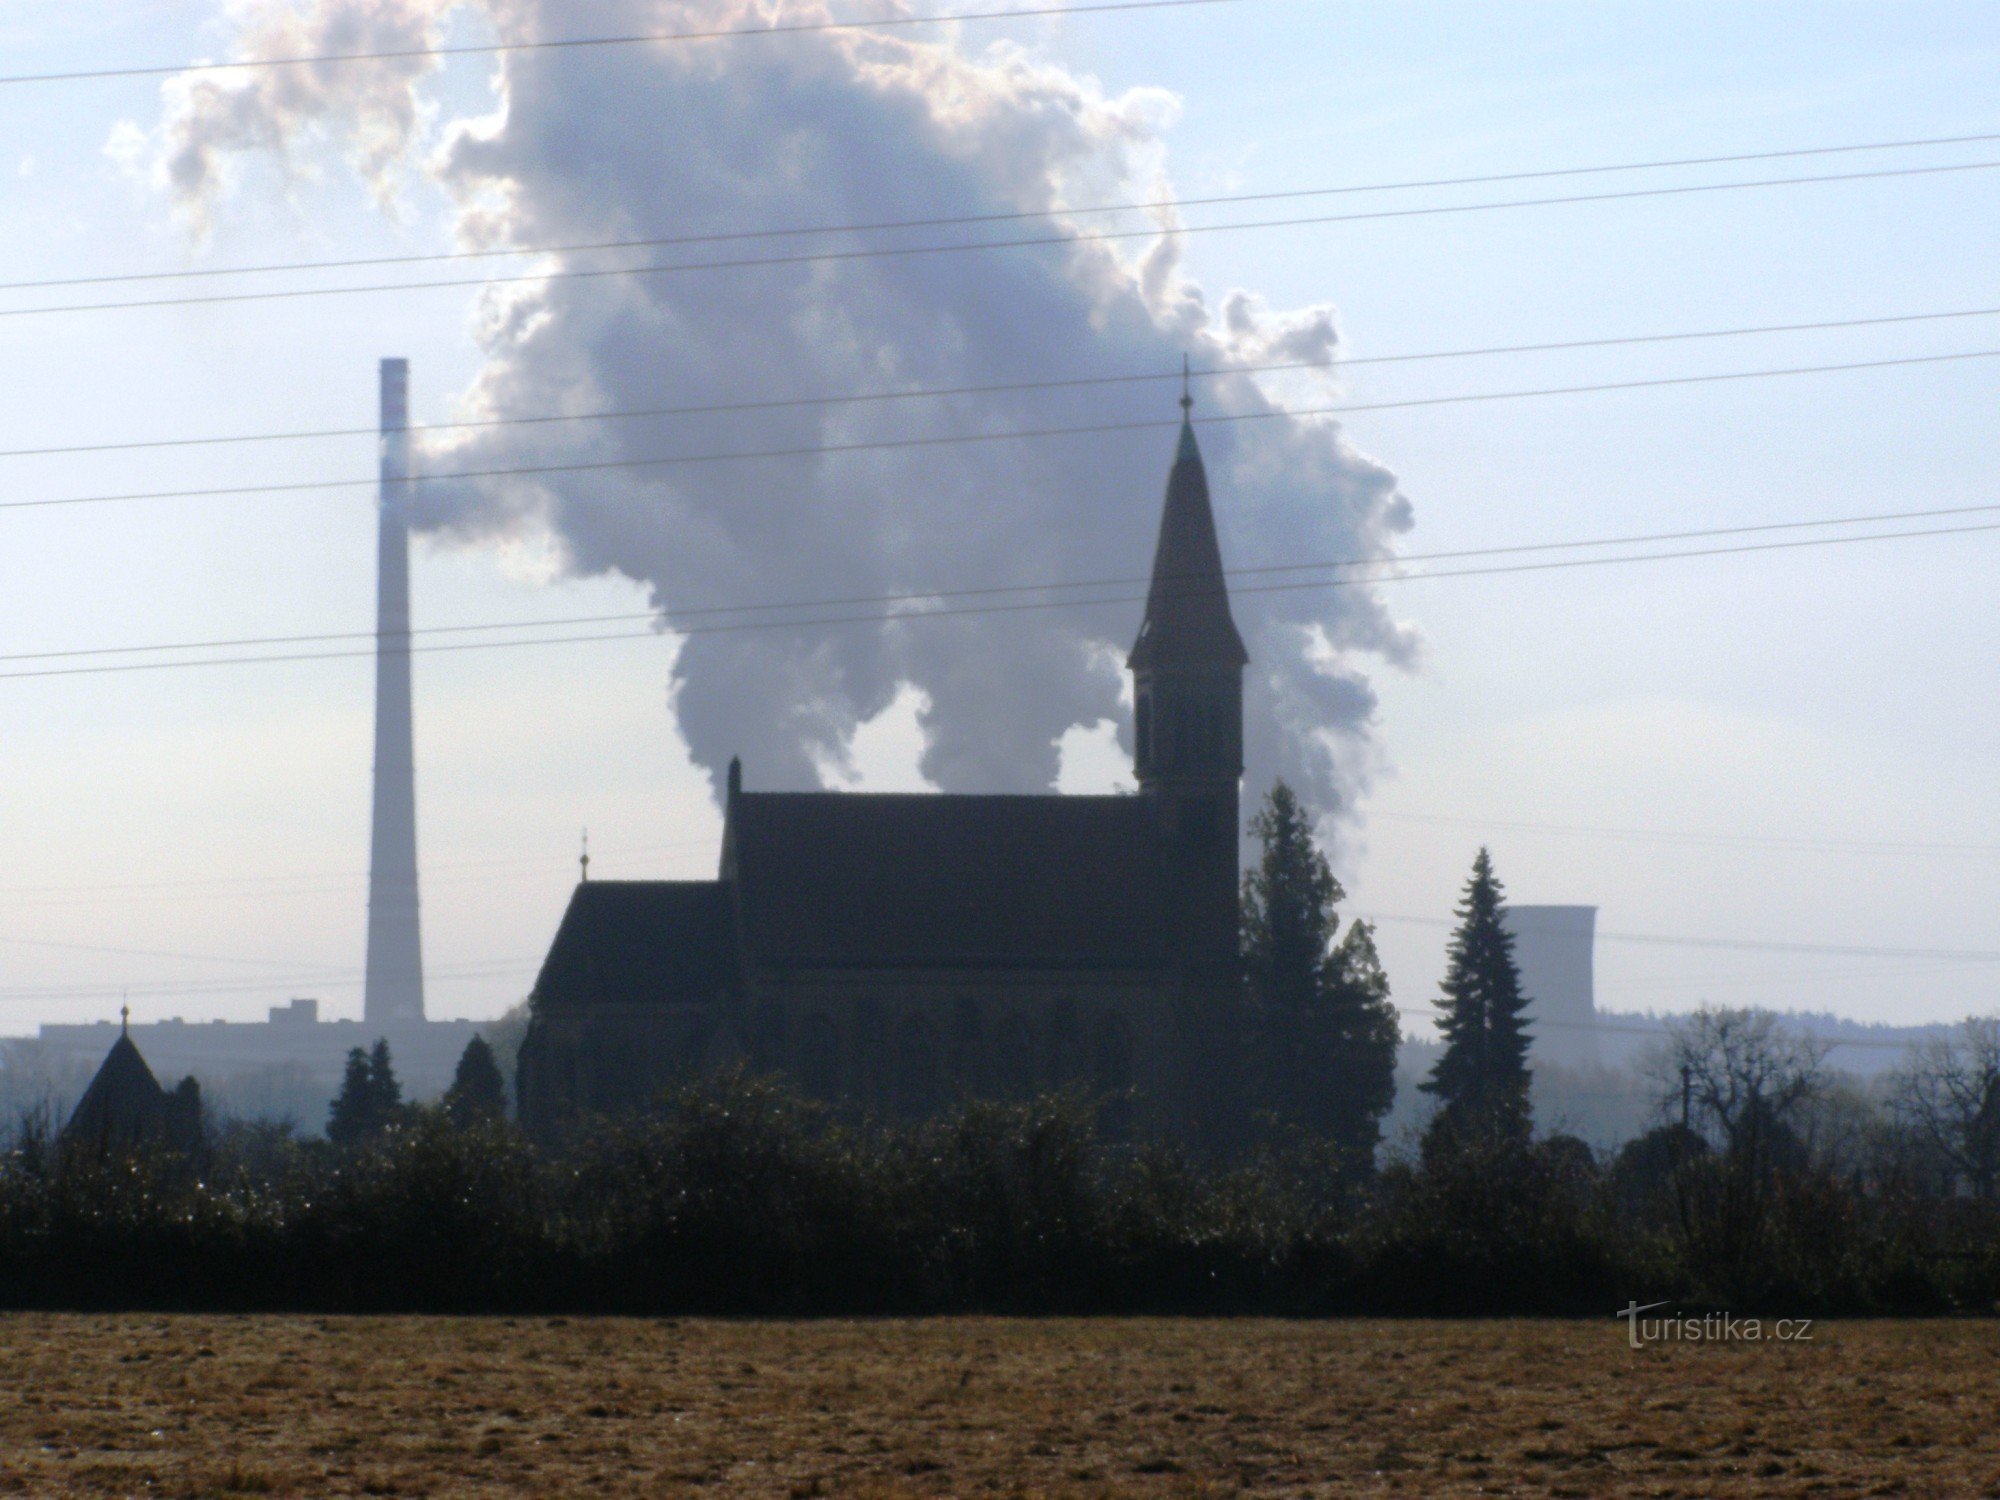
xmin=35 ymin=1009 xmax=480 ymax=1127
xmin=519 ymin=403 xmax=1250 ymax=1145
xmin=1501 ymin=905 xmax=1601 ymax=1068
xmin=63 ymin=1019 xmax=203 ymax=1155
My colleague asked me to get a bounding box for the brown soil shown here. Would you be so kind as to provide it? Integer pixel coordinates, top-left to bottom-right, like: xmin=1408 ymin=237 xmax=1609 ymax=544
xmin=1 ymin=1316 xmax=1993 ymax=1496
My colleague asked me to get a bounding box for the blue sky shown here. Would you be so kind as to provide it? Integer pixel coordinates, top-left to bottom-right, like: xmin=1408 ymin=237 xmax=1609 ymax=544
xmin=1 ymin=0 xmax=1996 ymax=1034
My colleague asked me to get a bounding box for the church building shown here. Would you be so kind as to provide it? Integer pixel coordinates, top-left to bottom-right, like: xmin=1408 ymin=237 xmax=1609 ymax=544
xmin=517 ymin=398 xmax=1251 ymax=1144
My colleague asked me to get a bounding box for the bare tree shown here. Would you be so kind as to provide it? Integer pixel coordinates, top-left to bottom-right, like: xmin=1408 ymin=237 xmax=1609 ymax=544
xmin=1890 ymin=1018 xmax=2000 ymax=1199
xmin=1652 ymin=1008 xmax=1828 ymax=1172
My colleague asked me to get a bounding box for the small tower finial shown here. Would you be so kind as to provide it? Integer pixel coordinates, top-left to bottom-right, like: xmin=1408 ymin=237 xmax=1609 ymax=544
xmin=579 ymin=828 xmax=590 ymax=883
xmin=120 ymin=995 xmax=129 ymax=1035
xmin=1180 ymin=353 xmax=1193 ymax=417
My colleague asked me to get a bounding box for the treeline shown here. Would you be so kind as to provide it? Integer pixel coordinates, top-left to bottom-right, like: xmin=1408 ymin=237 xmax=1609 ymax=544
xmin=3 ymin=1060 xmax=2000 ymax=1317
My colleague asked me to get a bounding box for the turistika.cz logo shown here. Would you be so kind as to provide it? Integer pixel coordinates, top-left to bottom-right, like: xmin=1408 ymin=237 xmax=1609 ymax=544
xmin=1616 ymin=1301 xmax=1815 ymax=1349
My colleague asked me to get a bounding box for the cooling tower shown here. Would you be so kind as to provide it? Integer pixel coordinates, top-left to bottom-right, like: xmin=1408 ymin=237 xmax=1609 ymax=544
xmin=1501 ymin=905 xmax=1598 ymax=1067
xmin=363 ymin=358 xmax=425 ymax=1024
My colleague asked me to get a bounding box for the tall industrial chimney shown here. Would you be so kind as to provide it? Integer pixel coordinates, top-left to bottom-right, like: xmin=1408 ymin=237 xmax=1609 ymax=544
xmin=363 ymin=358 xmax=425 ymax=1024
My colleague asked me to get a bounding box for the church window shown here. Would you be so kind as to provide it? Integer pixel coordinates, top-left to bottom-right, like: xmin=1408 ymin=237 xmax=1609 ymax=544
xmin=894 ymin=1014 xmax=942 ymax=1119
xmin=1093 ymin=1014 xmax=1134 ymax=1138
xmin=949 ymin=997 xmax=984 ymax=1096
xmin=994 ymin=1014 xmax=1036 ymax=1101
xmin=800 ymin=1013 xmax=839 ymax=1099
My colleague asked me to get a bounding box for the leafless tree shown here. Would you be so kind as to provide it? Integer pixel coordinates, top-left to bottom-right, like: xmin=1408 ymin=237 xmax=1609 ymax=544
xmin=1889 ymin=1018 xmax=2000 ymax=1199
xmin=1651 ymin=1007 xmax=1828 ymax=1171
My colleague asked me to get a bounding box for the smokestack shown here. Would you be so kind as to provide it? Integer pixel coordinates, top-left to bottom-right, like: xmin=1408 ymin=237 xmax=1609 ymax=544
xmin=363 ymin=358 xmax=425 ymax=1024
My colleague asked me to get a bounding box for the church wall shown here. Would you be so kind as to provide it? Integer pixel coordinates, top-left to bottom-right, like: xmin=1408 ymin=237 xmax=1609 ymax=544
xmin=741 ymin=970 xmax=1177 ymax=1135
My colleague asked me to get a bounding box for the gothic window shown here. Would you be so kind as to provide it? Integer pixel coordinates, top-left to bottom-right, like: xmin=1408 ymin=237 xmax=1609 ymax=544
xmin=894 ymin=1014 xmax=942 ymax=1120
xmin=748 ymin=1001 xmax=785 ymax=1074
xmin=854 ymin=1000 xmax=888 ymax=1112
xmin=1048 ymin=1000 xmax=1080 ymax=1085
xmin=800 ymin=1013 xmax=839 ymax=1099
xmin=949 ymin=996 xmax=984 ymax=1096
xmin=1093 ymin=1013 xmax=1134 ymax=1138
xmin=993 ymin=1014 xmax=1036 ymax=1101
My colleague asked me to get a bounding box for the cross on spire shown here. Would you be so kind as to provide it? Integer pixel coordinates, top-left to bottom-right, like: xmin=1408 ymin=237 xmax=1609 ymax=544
xmin=1180 ymin=353 xmax=1193 ymax=417
xmin=120 ymin=997 xmax=129 ymax=1035
xmin=580 ymin=828 xmax=591 ymax=883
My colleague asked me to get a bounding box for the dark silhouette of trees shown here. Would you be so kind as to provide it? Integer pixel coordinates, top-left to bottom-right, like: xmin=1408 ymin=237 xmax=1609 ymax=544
xmin=326 ymin=1040 xmax=403 ymax=1144
xmin=1240 ymin=781 xmax=1399 ymax=1164
xmin=445 ymin=1035 xmax=508 ymax=1123
xmin=1422 ymin=848 xmax=1533 ymax=1151
xmin=1890 ymin=1018 xmax=2000 ymax=1199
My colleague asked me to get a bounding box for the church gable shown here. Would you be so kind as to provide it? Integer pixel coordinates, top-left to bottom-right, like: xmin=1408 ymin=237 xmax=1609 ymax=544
xmin=531 ymin=880 xmax=736 ymax=1012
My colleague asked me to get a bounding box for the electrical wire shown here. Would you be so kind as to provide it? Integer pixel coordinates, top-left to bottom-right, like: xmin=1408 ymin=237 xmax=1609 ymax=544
xmin=5 ymin=516 xmax=1996 ymax=683
xmin=11 ymin=345 xmax=2000 ymax=514
xmin=7 ymin=158 xmax=1997 ymax=321
xmin=7 ymin=499 xmax=1997 ymax=666
xmin=8 ymin=304 xmax=1997 ymax=463
xmin=9 ymin=129 xmax=1998 ymax=296
xmin=0 ymin=0 xmax=1242 ymax=87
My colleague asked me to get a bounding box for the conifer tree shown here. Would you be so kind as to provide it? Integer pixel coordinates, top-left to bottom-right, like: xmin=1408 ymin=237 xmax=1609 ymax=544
xmin=326 ymin=1047 xmax=378 ymax=1144
xmin=367 ymin=1039 xmax=403 ymax=1116
xmin=1241 ymin=781 xmax=1400 ymax=1161
xmin=327 ymin=1040 xmax=404 ymax=1144
xmin=445 ymin=1035 xmax=508 ymax=1122
xmin=1421 ymin=847 xmax=1533 ymax=1146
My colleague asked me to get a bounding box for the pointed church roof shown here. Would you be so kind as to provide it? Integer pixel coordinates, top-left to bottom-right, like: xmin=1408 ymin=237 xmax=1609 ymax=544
xmin=64 ymin=1031 xmax=167 ymax=1146
xmin=1127 ymin=409 xmax=1248 ymax=672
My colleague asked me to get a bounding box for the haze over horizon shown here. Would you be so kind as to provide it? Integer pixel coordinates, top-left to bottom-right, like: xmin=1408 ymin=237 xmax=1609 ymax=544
xmin=2 ymin=0 xmax=1996 ymax=1038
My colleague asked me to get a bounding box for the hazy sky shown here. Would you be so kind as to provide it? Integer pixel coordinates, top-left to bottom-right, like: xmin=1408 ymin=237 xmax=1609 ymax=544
xmin=2 ymin=0 xmax=1996 ymax=1037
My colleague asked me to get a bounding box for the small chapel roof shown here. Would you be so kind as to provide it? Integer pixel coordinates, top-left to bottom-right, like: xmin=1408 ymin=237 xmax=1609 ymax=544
xmin=64 ymin=1029 xmax=168 ymax=1147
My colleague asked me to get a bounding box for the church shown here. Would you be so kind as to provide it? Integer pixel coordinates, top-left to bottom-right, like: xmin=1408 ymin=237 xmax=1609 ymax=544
xmin=516 ymin=398 xmax=1251 ymax=1145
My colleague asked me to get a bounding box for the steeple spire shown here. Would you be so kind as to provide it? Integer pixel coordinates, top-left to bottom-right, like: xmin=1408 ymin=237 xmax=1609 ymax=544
xmin=1128 ymin=384 xmax=1247 ymax=674
xmin=1180 ymin=353 xmax=1193 ymax=417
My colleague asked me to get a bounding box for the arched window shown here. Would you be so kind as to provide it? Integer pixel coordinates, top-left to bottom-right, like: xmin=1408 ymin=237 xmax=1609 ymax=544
xmin=949 ymin=997 xmax=984 ymax=1097
xmin=853 ymin=1000 xmax=888 ymax=1112
xmin=800 ymin=1013 xmax=840 ymax=1100
xmin=1048 ymin=1000 xmax=1081 ymax=1086
xmin=894 ymin=1014 xmax=942 ymax=1119
xmin=748 ymin=1001 xmax=785 ymax=1075
xmin=994 ymin=1014 xmax=1036 ymax=1101
xmin=1093 ymin=1013 xmax=1134 ymax=1138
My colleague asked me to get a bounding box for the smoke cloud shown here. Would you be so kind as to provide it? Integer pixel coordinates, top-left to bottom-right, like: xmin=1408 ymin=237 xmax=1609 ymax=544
xmin=136 ymin=0 xmax=1419 ymax=821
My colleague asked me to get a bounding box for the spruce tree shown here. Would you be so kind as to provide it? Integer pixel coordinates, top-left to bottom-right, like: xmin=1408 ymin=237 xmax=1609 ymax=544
xmin=1421 ymin=847 xmax=1533 ymax=1146
xmin=326 ymin=1040 xmax=405 ymax=1144
xmin=445 ymin=1035 xmax=507 ymax=1122
xmin=367 ymin=1039 xmax=403 ymax=1116
xmin=1241 ymin=781 xmax=1400 ymax=1162
xmin=326 ymin=1047 xmax=378 ymax=1144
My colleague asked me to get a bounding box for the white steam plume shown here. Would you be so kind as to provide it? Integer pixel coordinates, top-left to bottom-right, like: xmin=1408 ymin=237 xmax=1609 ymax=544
xmin=135 ymin=0 xmax=1419 ymax=820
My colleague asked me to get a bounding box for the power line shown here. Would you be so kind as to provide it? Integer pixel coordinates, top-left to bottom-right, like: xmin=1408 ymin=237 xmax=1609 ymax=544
xmin=9 ymin=304 xmax=1998 ymax=464
xmin=5 ymin=515 xmax=1996 ymax=684
xmin=0 ymin=963 xmax=540 ymax=1005
xmin=12 ymin=345 xmax=2000 ymax=515
xmin=1364 ymin=913 xmax=2000 ymax=965
xmin=9 ymin=158 xmax=1998 ymax=322
xmin=10 ymin=129 xmax=1998 ymax=297
xmin=0 ymin=0 xmax=1240 ymax=87
xmin=9 ymin=500 xmax=1997 ymax=667
xmin=1367 ymin=809 xmax=2000 ymax=860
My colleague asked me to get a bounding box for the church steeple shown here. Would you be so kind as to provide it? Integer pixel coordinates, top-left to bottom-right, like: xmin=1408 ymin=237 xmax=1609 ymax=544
xmin=1128 ymin=379 xmax=1247 ymax=981
xmin=1128 ymin=389 xmax=1248 ymax=677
